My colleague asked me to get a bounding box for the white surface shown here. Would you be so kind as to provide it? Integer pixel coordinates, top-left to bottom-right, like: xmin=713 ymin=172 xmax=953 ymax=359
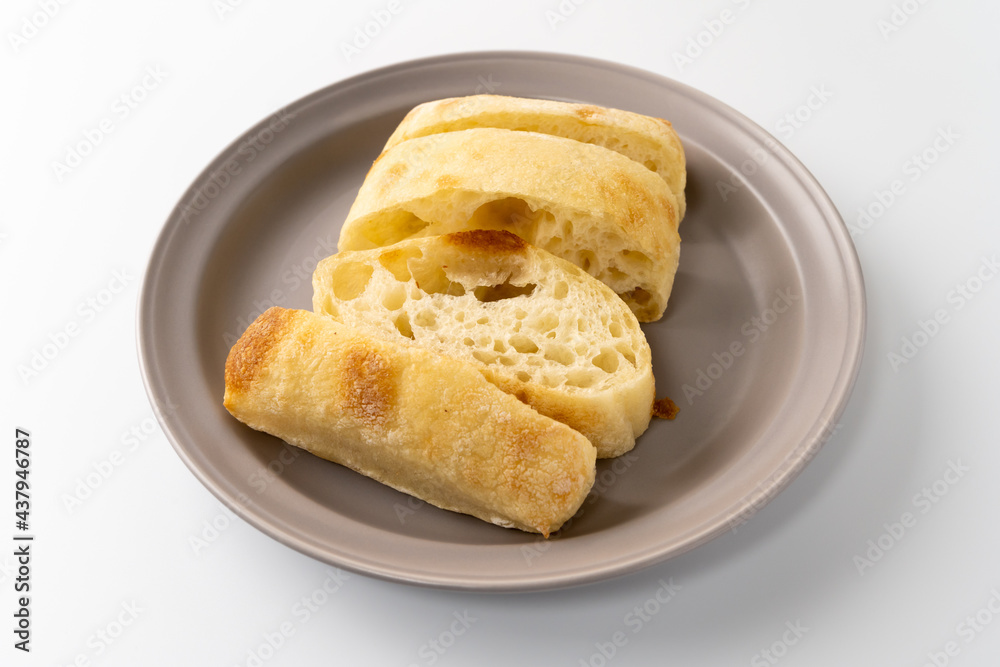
xmin=2 ymin=0 xmax=998 ymax=665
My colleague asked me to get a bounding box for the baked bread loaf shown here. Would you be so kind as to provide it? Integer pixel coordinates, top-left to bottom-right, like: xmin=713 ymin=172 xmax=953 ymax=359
xmin=338 ymin=128 xmax=681 ymax=322
xmin=313 ymin=230 xmax=654 ymax=458
xmin=223 ymin=306 xmax=596 ymax=536
xmin=382 ymin=94 xmax=687 ymax=220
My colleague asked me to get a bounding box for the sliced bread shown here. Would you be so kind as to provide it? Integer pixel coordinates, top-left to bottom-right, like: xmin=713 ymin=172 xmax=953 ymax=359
xmin=313 ymin=230 xmax=654 ymax=458
xmin=382 ymin=94 xmax=687 ymax=220
xmin=224 ymin=307 xmax=596 ymax=536
xmin=337 ymin=127 xmax=681 ymax=322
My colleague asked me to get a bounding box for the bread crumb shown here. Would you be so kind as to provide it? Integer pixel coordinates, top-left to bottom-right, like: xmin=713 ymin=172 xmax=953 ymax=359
xmin=652 ymin=396 xmax=679 ymax=420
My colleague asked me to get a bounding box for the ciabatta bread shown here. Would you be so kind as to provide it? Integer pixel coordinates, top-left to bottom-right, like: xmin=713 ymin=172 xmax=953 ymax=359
xmin=224 ymin=307 xmax=596 ymax=536
xmin=313 ymin=230 xmax=654 ymax=458
xmin=338 ymin=128 xmax=680 ymax=322
xmin=383 ymin=94 xmax=687 ymax=220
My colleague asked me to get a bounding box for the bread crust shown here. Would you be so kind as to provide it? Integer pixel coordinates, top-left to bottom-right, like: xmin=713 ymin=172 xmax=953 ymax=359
xmin=224 ymin=307 xmax=596 ymax=536
xmin=339 ymin=128 xmax=681 ymax=322
xmin=382 ymin=94 xmax=686 ymax=220
xmin=313 ymin=231 xmax=655 ymax=458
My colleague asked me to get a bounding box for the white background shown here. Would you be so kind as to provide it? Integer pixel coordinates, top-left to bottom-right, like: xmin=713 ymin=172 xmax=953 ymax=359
xmin=3 ymin=0 xmax=999 ymax=665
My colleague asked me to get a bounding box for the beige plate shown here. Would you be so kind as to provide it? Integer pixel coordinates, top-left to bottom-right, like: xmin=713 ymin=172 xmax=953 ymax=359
xmin=138 ymin=52 xmax=865 ymax=591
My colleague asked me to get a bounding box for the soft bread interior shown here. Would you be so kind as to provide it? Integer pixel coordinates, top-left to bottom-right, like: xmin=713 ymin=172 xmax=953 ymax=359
xmin=347 ymin=195 xmax=665 ymax=321
xmin=338 ymin=129 xmax=680 ymax=322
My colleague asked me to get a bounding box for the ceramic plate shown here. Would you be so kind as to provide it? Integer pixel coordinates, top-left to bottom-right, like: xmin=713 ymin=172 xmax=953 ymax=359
xmin=138 ymin=52 xmax=865 ymax=591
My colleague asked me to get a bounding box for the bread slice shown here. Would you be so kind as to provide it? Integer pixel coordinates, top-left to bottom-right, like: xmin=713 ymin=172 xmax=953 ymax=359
xmin=314 ymin=230 xmax=654 ymax=458
xmin=224 ymin=307 xmax=596 ymax=536
xmin=338 ymin=128 xmax=680 ymax=322
xmin=382 ymin=94 xmax=687 ymax=220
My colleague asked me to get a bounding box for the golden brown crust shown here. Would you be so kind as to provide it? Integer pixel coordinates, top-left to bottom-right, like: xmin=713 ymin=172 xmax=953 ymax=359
xmin=223 ymin=307 xmax=294 ymax=399
xmin=441 ymin=229 xmax=528 ymax=255
xmin=339 ymin=347 xmax=395 ymax=429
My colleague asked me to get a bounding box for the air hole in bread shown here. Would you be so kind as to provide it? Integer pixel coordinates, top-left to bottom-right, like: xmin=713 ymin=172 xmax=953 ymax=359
xmin=616 ymin=343 xmax=637 ymax=367
xmin=499 ymin=356 xmax=515 ymax=366
xmin=319 ymin=300 xmax=340 ymax=320
xmin=565 ymin=370 xmax=597 ymax=388
xmin=477 ymin=316 xmax=489 ymax=324
xmin=579 ymin=250 xmax=596 ymax=272
xmin=330 ymin=262 xmax=374 ymax=301
xmin=607 ymin=267 xmax=629 ymax=283
xmin=363 ymin=210 xmax=429 ymax=246
xmin=539 ymin=374 xmax=560 ymax=388
xmin=620 ymin=249 xmax=653 ymax=271
xmin=543 ymin=344 xmax=574 ymax=366
xmin=378 ymin=246 xmax=423 ymax=281
xmin=410 ymin=261 xmax=466 ymax=297
xmin=473 ymin=282 xmax=536 ymax=302
xmin=530 ymin=312 xmax=559 ymax=333
xmin=381 ymin=284 xmax=406 ymax=310
xmin=414 ymin=310 xmax=436 ymax=328
xmin=515 ymin=309 xmax=527 ymax=319
xmin=393 ymin=312 xmax=414 ymax=339
xmin=463 ymin=337 xmax=474 ymax=347
xmin=472 ymin=350 xmax=495 ymax=364
xmin=516 ymin=371 xmax=531 ymax=382
xmin=644 ymin=160 xmax=657 ymax=171
xmin=591 ymin=349 xmax=620 ymax=374
xmin=508 ymin=334 xmax=538 ymax=354
xmin=467 ymin=197 xmax=540 ymax=234
xmin=509 ymin=335 xmax=539 ymax=354
xmin=627 ymin=287 xmax=653 ymax=306
xmin=553 ymin=281 xmax=568 ymax=300
xmin=608 ymin=321 xmax=623 ymax=337
xmin=493 ymin=340 xmax=507 ymax=353
xmin=577 ymin=319 xmax=588 ymax=333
